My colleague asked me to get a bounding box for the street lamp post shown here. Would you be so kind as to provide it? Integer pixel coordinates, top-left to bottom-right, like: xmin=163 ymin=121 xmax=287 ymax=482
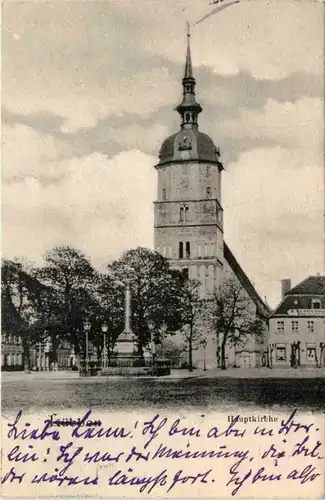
xmin=38 ymin=341 xmax=42 ymax=372
xmin=148 ymin=321 xmax=156 ymax=369
xmin=84 ymin=321 xmax=91 ymax=376
xmin=101 ymin=323 xmax=108 ymax=369
xmin=201 ymin=339 xmax=207 ymax=371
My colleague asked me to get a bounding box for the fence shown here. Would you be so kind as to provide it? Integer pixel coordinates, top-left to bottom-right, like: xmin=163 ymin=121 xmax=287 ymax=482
xmin=79 ymin=357 xmax=171 ymax=377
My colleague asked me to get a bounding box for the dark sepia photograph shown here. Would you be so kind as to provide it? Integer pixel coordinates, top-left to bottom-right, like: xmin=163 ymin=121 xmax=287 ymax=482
xmin=1 ymin=0 xmax=324 ymax=497
xmin=2 ymin=0 xmax=324 ymax=412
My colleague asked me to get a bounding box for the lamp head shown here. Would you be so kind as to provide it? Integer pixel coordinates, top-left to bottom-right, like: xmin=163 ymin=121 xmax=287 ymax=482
xmin=101 ymin=323 xmax=108 ymax=333
xmin=84 ymin=321 xmax=91 ymax=331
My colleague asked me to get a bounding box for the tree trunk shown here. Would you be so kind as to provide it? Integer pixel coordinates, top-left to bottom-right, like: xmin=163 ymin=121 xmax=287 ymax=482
xmin=23 ymin=340 xmax=31 ymax=372
xmin=221 ymin=340 xmax=227 ymax=370
xmin=188 ymin=336 xmax=193 ymax=372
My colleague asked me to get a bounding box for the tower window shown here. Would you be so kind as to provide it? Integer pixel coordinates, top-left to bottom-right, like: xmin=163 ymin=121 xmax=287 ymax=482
xmin=179 ymin=242 xmax=184 ymax=259
xmin=186 ymin=241 xmax=191 ymax=258
xmin=204 ymin=243 xmax=208 ymax=258
xmin=180 ymin=206 xmax=184 ymax=222
xmin=162 ymin=188 xmax=166 ymax=200
xmin=180 ymin=205 xmax=189 ymax=222
xmin=206 ymin=187 xmax=211 ymax=197
xmin=185 ymin=112 xmax=191 ymax=123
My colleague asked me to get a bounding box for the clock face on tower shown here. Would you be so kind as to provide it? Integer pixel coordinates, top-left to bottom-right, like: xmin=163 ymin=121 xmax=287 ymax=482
xmin=180 ymin=150 xmax=191 ymax=160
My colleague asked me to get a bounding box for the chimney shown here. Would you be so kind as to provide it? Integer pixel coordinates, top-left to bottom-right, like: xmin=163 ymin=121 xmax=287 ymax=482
xmin=281 ymin=279 xmax=291 ymax=299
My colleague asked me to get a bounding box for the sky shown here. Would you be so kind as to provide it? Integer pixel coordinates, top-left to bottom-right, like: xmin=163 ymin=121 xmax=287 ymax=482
xmin=2 ymin=0 xmax=324 ymax=307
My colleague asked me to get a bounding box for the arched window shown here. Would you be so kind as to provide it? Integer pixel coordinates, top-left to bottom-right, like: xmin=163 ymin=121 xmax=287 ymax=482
xmin=204 ymin=243 xmax=208 ymax=257
xmin=179 ymin=242 xmax=184 ymax=259
xmin=197 ymin=244 xmax=202 ymax=258
xmin=186 ymin=241 xmax=191 ymax=258
xmin=162 ymin=188 xmax=166 ymax=201
xmin=180 ymin=206 xmax=184 ymax=222
xmin=168 ymin=245 xmax=172 ymax=258
xmin=206 ymin=187 xmax=211 ymax=198
xmin=162 ymin=246 xmax=167 ymax=257
xmin=180 ymin=205 xmax=189 ymax=222
xmin=185 ymin=112 xmax=190 ymax=123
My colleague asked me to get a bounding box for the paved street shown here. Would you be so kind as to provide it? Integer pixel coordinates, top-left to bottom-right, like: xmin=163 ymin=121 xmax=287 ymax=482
xmin=2 ymin=369 xmax=325 ymax=414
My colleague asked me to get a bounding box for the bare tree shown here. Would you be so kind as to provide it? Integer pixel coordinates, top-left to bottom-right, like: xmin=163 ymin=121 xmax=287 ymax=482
xmin=210 ymin=276 xmax=265 ymax=370
xmin=179 ymin=279 xmax=207 ymax=372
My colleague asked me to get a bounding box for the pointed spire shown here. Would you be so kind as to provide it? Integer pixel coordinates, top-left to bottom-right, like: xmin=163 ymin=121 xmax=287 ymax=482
xmin=176 ymin=21 xmax=202 ymax=130
xmin=184 ymin=21 xmax=193 ymax=79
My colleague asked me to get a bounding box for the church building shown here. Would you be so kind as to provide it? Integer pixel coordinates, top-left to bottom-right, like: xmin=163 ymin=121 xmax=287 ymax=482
xmin=153 ymin=28 xmax=270 ymax=369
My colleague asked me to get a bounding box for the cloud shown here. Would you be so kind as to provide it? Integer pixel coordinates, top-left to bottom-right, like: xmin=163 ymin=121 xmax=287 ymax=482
xmin=3 ymin=126 xmax=156 ymax=266
xmin=221 ymin=97 xmax=324 ymax=167
xmin=3 ymin=0 xmax=322 ymax=137
xmin=223 ymin=146 xmax=324 ymax=307
xmin=119 ymin=0 xmax=323 ymax=80
xmin=2 ymin=124 xmax=65 ymax=184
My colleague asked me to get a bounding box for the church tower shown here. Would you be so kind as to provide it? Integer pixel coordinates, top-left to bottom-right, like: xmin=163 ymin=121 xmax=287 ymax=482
xmin=154 ymin=24 xmax=224 ymax=297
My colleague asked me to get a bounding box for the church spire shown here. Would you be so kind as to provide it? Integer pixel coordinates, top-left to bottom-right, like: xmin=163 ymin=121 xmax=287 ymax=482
xmin=184 ymin=21 xmax=193 ymax=79
xmin=176 ymin=21 xmax=202 ymax=130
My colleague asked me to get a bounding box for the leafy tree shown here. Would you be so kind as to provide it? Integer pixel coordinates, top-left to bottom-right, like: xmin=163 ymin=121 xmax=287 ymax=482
xmin=107 ymin=247 xmax=187 ymax=356
xmin=210 ymin=276 xmax=265 ymax=370
xmin=179 ymin=279 xmax=207 ymax=372
xmin=92 ymin=272 xmax=125 ymax=363
xmin=37 ymin=246 xmax=98 ymax=361
xmin=1 ymin=259 xmax=50 ymax=371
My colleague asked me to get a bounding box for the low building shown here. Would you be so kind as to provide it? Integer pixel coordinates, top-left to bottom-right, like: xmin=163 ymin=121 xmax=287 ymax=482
xmin=268 ymin=276 xmax=325 ymax=368
xmin=1 ymin=335 xmax=76 ymax=371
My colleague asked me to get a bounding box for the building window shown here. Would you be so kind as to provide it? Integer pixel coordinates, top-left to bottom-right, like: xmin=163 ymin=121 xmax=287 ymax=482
xmin=185 ymin=241 xmax=191 ymax=258
xmin=206 ymin=166 xmax=211 ymax=176
xmin=276 ymin=320 xmax=285 ymax=333
xmin=197 ymin=244 xmax=202 ymax=258
xmin=306 ymin=346 xmax=316 ymax=361
xmin=206 ymin=187 xmax=212 ymax=198
xmin=307 ymin=320 xmax=315 ymax=333
xmin=162 ymin=189 xmax=166 ymax=201
xmin=179 ymin=242 xmax=184 ymax=259
xmin=204 ymin=243 xmax=208 ymax=258
xmin=168 ymin=245 xmax=172 ymax=258
xmin=312 ymin=299 xmax=321 ymax=309
xmin=182 ymin=268 xmax=189 ymax=279
xmin=276 ymin=346 xmax=286 ymax=361
xmin=291 ymin=320 xmax=299 ymax=334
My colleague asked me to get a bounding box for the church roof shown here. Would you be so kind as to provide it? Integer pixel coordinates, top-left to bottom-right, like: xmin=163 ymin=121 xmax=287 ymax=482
xmin=158 ymin=129 xmax=222 ymax=166
xmin=224 ymin=243 xmax=271 ymax=318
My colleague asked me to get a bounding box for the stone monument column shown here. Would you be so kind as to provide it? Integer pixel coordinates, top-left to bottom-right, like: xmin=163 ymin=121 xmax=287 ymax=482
xmin=115 ymin=278 xmax=138 ymax=358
